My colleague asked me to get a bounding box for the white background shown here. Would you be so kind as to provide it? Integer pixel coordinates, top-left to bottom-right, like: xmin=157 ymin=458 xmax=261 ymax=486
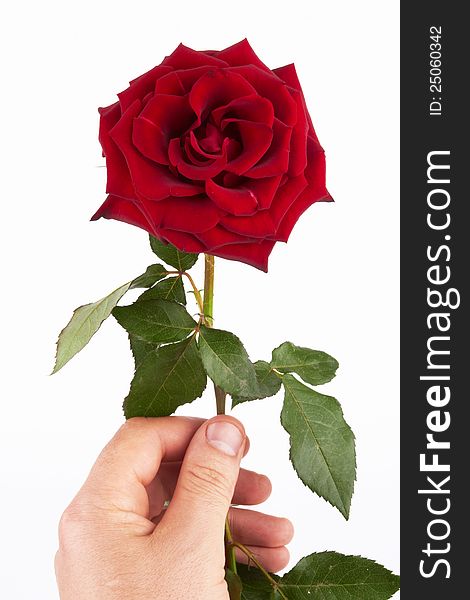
xmin=0 ymin=1 xmax=399 ymax=597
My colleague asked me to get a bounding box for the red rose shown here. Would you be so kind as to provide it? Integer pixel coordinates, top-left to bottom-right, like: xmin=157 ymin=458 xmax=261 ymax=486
xmin=92 ymin=40 xmax=332 ymax=271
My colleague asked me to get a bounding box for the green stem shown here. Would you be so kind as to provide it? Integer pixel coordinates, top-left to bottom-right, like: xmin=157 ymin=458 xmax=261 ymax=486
xmin=202 ymin=254 xmax=226 ymax=415
xmin=231 ymin=542 xmax=288 ymax=599
xmin=225 ymin=518 xmax=237 ymax=574
xmin=183 ymin=272 xmax=204 ymax=317
xmin=166 ymin=271 xmax=204 ymax=316
xmin=203 ymin=254 xmax=214 ymax=327
xmin=202 ymin=254 xmax=235 ymax=574
xmin=215 ymin=384 xmax=227 ymax=416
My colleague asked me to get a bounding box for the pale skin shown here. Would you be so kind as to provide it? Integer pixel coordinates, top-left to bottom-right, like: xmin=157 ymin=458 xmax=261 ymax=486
xmin=56 ymin=415 xmax=294 ymax=599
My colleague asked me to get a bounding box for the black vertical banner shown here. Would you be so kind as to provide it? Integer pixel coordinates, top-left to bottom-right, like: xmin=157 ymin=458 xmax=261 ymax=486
xmin=401 ymin=3 xmax=467 ymax=598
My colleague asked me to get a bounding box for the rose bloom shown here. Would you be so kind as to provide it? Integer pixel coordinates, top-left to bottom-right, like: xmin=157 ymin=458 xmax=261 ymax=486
xmin=92 ymin=40 xmax=332 ymax=271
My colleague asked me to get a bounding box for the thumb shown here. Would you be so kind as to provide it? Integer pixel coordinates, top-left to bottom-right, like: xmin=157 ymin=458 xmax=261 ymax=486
xmin=161 ymin=416 xmax=246 ymax=542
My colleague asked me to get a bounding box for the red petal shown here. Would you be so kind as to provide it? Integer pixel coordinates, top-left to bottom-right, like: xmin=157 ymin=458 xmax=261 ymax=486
xmin=99 ymin=101 xmax=121 ymax=129
xmin=221 ymin=210 xmax=277 ymax=238
xmin=272 ymin=63 xmax=299 ymax=89
xmin=209 ymin=240 xmax=275 ymax=272
xmin=154 ymin=71 xmax=185 ymax=95
xmin=162 ymin=44 xmax=228 ymax=69
xmin=133 ymin=94 xmax=195 ymax=166
xmin=109 ymin=100 xmax=202 ymax=200
xmin=168 ymin=138 xmax=227 ymax=180
xmin=156 ymin=66 xmax=214 ymax=95
xmin=305 ymin=137 xmax=329 ymax=188
xmin=276 ymin=145 xmax=332 ymax=242
xmin=214 ymin=39 xmax=272 ymax=73
xmin=153 ymin=196 xmax=222 ymax=233
xmin=245 ymin=118 xmax=292 ymax=179
xmin=118 ymin=65 xmax=172 ymax=111
xmin=270 ymin=137 xmax=331 ymax=240
xmin=287 ymin=89 xmax=308 ymax=176
xmin=189 ymin=129 xmax=222 ymax=159
xmin=91 ymin=195 xmax=158 ymax=236
xmin=189 ymin=69 xmax=256 ymax=124
xmin=223 ymin=119 xmax=273 ymax=175
xmin=140 ymin=94 xmax=195 ymax=136
xmin=244 ymin=176 xmax=282 ymax=209
xmin=184 ymin=137 xmax=212 ymax=166
xmin=196 ymin=225 xmax=258 ymax=248
xmin=228 ymin=65 xmax=296 ymax=126
xmin=159 ymin=228 xmax=206 ymax=253
xmin=269 ymin=174 xmax=309 ymax=237
xmin=212 ymin=94 xmax=274 ymax=128
xmin=273 ymin=63 xmax=323 ymax=148
xmin=206 ymin=179 xmax=258 ymax=215
xmin=276 ymin=190 xmax=332 ymax=243
xmin=132 ymin=117 xmax=169 ymax=164
xmin=98 ymin=103 xmax=135 ymax=198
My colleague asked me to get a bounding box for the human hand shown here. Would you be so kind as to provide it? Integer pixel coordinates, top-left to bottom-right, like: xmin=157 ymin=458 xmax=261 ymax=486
xmin=55 ymin=416 xmax=293 ymax=599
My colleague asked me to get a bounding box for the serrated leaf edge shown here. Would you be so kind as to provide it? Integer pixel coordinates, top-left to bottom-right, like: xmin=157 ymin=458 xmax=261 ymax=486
xmin=271 ymin=341 xmax=339 ymax=386
xmin=239 ymin=552 xmax=399 ymax=599
xmin=279 ymin=552 xmax=400 ymax=597
xmin=124 ymin=334 xmax=206 ymax=418
xmin=198 ymin=326 xmax=260 ymax=398
xmin=232 ymin=361 xmax=282 ymax=407
xmin=281 ymin=375 xmax=356 ymax=520
xmin=52 ymin=281 xmax=132 ymax=374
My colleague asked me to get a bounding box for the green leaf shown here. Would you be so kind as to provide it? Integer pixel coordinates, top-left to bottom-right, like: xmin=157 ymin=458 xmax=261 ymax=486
xmin=239 ymin=566 xmax=274 ymax=600
xmin=226 ymin=569 xmax=243 ymax=600
xmin=130 ymin=263 xmax=168 ymax=288
xmin=52 ymin=264 xmax=169 ymax=373
xmin=278 ymin=553 xmax=400 ymax=599
xmin=53 ymin=282 xmax=132 ymax=374
xmin=198 ymin=326 xmax=259 ymax=398
xmin=129 ymin=334 xmax=157 ymax=368
xmin=149 ymin=235 xmax=198 ymax=271
xmin=239 ymin=553 xmax=400 ymax=599
xmin=232 ymin=360 xmax=282 ymax=407
xmin=281 ymin=375 xmax=356 ymax=519
xmin=137 ymin=276 xmax=186 ymax=304
xmin=124 ymin=335 xmax=207 ymax=418
xmin=271 ymin=342 xmax=339 ymax=386
xmin=113 ymin=299 xmax=197 ymax=344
